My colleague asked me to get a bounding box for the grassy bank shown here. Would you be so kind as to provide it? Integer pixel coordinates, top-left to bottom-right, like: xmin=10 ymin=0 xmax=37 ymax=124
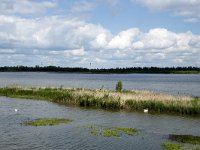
xmin=0 ymin=87 xmax=199 ymax=116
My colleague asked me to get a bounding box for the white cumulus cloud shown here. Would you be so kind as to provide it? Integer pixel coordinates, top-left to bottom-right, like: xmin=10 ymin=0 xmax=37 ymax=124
xmin=108 ymin=28 xmax=140 ymax=49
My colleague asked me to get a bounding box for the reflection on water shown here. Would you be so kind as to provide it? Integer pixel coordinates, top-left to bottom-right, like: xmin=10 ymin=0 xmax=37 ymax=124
xmin=0 ymin=97 xmax=200 ymax=150
xmin=0 ymin=72 xmax=200 ymax=96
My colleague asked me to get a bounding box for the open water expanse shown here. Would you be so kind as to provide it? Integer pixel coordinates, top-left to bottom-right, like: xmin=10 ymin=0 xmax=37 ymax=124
xmin=0 ymin=97 xmax=200 ymax=150
xmin=0 ymin=72 xmax=200 ymax=150
xmin=0 ymin=72 xmax=200 ymax=96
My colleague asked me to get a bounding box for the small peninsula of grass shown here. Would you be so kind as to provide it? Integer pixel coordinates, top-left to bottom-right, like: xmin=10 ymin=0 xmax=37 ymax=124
xmin=23 ymin=118 xmax=73 ymax=126
xmin=0 ymin=86 xmax=199 ymax=116
xmin=169 ymin=134 xmax=200 ymax=145
xmin=86 ymin=125 xmax=138 ymax=137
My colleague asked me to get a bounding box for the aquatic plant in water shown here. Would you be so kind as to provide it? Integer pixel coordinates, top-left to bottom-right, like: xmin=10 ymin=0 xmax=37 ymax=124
xmin=169 ymin=134 xmax=200 ymax=145
xmin=23 ymin=118 xmax=73 ymax=126
xmin=86 ymin=125 xmax=138 ymax=137
xmin=162 ymin=134 xmax=200 ymax=150
xmin=114 ymin=127 xmax=138 ymax=135
xmin=102 ymin=129 xmax=121 ymax=137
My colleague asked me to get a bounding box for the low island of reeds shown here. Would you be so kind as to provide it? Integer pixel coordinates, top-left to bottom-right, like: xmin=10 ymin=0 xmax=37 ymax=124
xmin=0 ymin=86 xmax=199 ymax=116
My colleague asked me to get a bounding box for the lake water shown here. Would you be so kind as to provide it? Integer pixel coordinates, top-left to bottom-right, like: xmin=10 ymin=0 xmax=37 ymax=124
xmin=0 ymin=72 xmax=200 ymax=97
xmin=0 ymin=96 xmax=200 ymax=150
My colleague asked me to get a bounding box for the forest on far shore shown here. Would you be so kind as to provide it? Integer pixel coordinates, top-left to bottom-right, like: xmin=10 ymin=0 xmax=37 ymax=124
xmin=0 ymin=66 xmax=199 ymax=74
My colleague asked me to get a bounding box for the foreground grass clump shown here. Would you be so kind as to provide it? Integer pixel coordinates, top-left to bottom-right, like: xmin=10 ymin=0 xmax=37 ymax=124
xmin=0 ymin=86 xmax=199 ymax=115
xmin=24 ymin=118 xmax=73 ymax=126
xmin=169 ymin=134 xmax=200 ymax=145
xmin=162 ymin=143 xmax=183 ymax=150
xmin=86 ymin=125 xmax=138 ymax=137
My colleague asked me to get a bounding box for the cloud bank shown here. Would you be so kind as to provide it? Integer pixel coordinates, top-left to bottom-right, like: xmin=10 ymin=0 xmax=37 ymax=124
xmin=0 ymin=14 xmax=199 ymax=68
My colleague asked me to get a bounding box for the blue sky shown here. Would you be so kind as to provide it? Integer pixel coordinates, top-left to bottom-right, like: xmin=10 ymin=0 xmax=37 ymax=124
xmin=0 ymin=0 xmax=200 ymax=68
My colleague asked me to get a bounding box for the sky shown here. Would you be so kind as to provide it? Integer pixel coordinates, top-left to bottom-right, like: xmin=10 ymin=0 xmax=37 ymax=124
xmin=0 ymin=0 xmax=200 ymax=68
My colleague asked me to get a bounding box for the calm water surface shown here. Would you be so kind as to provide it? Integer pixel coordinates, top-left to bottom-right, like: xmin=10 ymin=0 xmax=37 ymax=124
xmin=0 ymin=72 xmax=200 ymax=96
xmin=0 ymin=97 xmax=200 ymax=150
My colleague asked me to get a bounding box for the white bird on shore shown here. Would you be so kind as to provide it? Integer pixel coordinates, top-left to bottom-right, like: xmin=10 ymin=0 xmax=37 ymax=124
xmin=14 ymin=109 xmax=18 ymax=112
xmin=144 ymin=109 xmax=148 ymax=113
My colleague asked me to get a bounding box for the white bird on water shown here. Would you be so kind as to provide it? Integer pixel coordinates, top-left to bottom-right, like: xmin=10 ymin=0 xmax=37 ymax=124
xmin=144 ymin=109 xmax=148 ymax=113
xmin=14 ymin=109 xmax=18 ymax=112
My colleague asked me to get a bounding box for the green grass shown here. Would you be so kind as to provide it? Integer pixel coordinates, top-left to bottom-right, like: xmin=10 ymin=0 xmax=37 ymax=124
xmin=162 ymin=143 xmax=183 ymax=150
xmin=169 ymin=134 xmax=200 ymax=145
xmin=23 ymin=118 xmax=73 ymax=126
xmin=0 ymin=87 xmax=199 ymax=116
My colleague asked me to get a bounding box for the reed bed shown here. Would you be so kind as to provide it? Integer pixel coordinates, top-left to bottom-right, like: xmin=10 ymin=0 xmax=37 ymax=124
xmin=0 ymin=86 xmax=199 ymax=115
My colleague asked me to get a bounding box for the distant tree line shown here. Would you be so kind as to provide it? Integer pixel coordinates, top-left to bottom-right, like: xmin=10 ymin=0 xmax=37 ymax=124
xmin=0 ymin=66 xmax=199 ymax=74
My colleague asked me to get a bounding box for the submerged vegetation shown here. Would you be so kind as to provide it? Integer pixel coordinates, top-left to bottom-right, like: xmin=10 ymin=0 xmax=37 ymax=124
xmin=86 ymin=125 xmax=138 ymax=137
xmin=169 ymin=134 xmax=200 ymax=145
xmin=0 ymin=86 xmax=199 ymax=115
xmin=161 ymin=134 xmax=200 ymax=150
xmin=23 ymin=118 xmax=73 ymax=126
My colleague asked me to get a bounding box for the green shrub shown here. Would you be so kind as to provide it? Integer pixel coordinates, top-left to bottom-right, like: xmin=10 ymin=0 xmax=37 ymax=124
xmin=116 ymin=80 xmax=123 ymax=92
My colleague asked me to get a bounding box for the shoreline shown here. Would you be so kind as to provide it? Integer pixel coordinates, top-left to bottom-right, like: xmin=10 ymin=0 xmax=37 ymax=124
xmin=0 ymin=87 xmax=199 ymax=116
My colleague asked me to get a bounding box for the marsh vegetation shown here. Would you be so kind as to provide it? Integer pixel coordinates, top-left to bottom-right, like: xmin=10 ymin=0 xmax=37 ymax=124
xmin=0 ymin=86 xmax=199 ymax=115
